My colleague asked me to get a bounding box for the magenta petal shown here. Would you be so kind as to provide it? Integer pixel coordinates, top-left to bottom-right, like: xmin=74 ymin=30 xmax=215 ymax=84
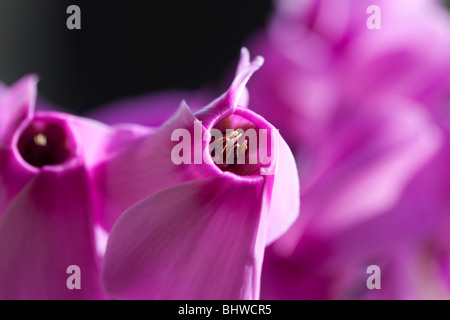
xmin=0 ymin=145 xmax=36 ymax=216
xmin=266 ymin=135 xmax=300 ymax=245
xmin=234 ymin=47 xmax=255 ymax=108
xmin=92 ymin=101 xmax=211 ymax=231
xmin=303 ymin=96 xmax=442 ymax=237
xmin=0 ymin=166 xmax=105 ymax=299
xmin=196 ymin=49 xmax=264 ymax=127
xmin=63 ymin=112 xmax=153 ymax=168
xmin=102 ymin=176 xmax=266 ymax=300
xmin=227 ymin=49 xmax=264 ymax=110
xmin=0 ymin=75 xmax=37 ymax=144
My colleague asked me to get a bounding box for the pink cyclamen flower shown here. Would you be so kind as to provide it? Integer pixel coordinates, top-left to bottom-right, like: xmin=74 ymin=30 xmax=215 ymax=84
xmin=0 ymin=75 xmax=151 ymax=299
xmin=100 ymin=48 xmax=300 ymax=299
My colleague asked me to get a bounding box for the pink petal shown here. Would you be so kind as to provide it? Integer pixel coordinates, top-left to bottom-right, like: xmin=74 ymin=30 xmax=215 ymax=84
xmin=303 ymin=96 xmax=442 ymax=237
xmin=196 ymin=48 xmax=264 ymax=127
xmin=0 ymin=145 xmax=36 ymax=217
xmin=234 ymin=47 xmax=254 ymax=108
xmin=0 ymin=165 xmax=105 ymax=299
xmin=62 ymin=112 xmax=153 ymax=168
xmin=0 ymin=75 xmax=37 ymax=144
xmin=102 ymin=176 xmax=266 ymax=300
xmin=265 ymin=135 xmax=300 ymax=245
xmin=92 ymin=101 xmax=213 ymax=231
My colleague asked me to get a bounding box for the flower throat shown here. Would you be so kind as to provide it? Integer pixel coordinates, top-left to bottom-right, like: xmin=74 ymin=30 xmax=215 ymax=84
xmin=17 ymin=119 xmax=76 ymax=168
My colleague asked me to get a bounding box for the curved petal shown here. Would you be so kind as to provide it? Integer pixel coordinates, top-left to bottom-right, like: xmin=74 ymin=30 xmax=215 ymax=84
xmin=234 ymin=47 xmax=254 ymax=108
xmin=0 ymin=165 xmax=105 ymax=299
xmin=265 ymin=135 xmax=300 ymax=245
xmin=92 ymin=101 xmax=216 ymax=231
xmin=0 ymin=146 xmax=36 ymax=217
xmin=196 ymin=48 xmax=264 ymax=128
xmin=60 ymin=111 xmax=153 ymax=168
xmin=307 ymin=96 xmax=442 ymax=236
xmin=0 ymin=75 xmax=37 ymax=144
xmin=102 ymin=176 xmax=266 ymax=300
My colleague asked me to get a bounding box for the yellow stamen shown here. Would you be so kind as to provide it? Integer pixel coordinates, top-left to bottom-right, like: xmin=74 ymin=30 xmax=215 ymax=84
xmin=209 ymin=130 xmax=248 ymax=165
xmin=238 ymin=139 xmax=248 ymax=157
xmin=33 ymin=133 xmax=47 ymax=147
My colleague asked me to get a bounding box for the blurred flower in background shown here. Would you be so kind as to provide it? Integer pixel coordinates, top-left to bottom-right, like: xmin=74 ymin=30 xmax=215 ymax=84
xmin=244 ymin=0 xmax=450 ymax=299
xmin=0 ymin=76 xmax=110 ymax=299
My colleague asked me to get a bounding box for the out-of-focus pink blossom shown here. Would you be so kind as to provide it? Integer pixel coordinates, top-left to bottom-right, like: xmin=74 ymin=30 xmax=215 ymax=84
xmin=0 ymin=76 xmax=152 ymax=299
xmin=244 ymin=0 xmax=450 ymax=299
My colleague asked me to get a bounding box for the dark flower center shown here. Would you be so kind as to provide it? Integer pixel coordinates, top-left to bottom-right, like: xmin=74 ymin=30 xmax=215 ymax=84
xmin=209 ymin=113 xmax=266 ymax=176
xmin=17 ymin=119 xmax=76 ymax=168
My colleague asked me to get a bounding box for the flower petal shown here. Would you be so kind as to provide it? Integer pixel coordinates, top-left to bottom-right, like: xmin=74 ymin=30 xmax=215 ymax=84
xmin=0 ymin=145 xmax=36 ymax=217
xmin=265 ymin=135 xmax=300 ymax=245
xmin=0 ymin=165 xmax=105 ymax=299
xmin=102 ymin=175 xmax=266 ymax=300
xmin=196 ymin=48 xmax=264 ymax=127
xmin=92 ymin=101 xmax=214 ymax=231
xmin=0 ymin=75 xmax=37 ymax=144
xmin=287 ymin=96 xmax=443 ymax=240
xmin=61 ymin=111 xmax=153 ymax=168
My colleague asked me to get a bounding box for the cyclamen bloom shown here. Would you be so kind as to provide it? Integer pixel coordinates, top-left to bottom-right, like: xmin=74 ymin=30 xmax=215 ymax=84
xmin=100 ymin=48 xmax=300 ymax=299
xmin=0 ymin=75 xmax=150 ymax=299
xmin=0 ymin=75 xmax=103 ymax=299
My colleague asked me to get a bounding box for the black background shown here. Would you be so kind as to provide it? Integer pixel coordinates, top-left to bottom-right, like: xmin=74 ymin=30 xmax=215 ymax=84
xmin=0 ymin=0 xmax=272 ymax=114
